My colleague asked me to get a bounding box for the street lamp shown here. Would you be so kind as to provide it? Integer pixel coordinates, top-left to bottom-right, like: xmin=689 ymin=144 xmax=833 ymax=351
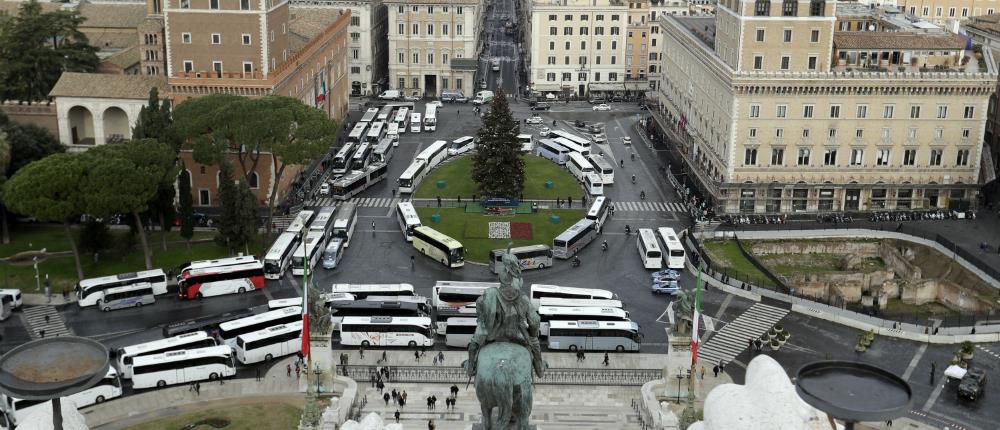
xmin=674 ymin=366 xmax=686 ymax=403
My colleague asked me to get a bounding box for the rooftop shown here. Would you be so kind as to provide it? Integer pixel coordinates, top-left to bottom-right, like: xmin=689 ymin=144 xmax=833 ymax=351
xmin=0 ymin=0 xmax=63 ymax=15
xmin=100 ymin=45 xmax=140 ymax=69
xmin=289 ymin=7 xmax=347 ymax=41
xmin=49 ymin=72 xmax=166 ymax=99
xmin=833 ymin=31 xmax=966 ymax=50
xmin=76 ymin=1 xmax=147 ymax=29
xmin=673 ymin=16 xmax=715 ymax=48
xmin=967 ymin=14 xmax=1000 ymax=37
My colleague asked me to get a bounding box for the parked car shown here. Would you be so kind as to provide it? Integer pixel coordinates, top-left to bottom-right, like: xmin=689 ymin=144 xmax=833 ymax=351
xmin=652 ymin=269 xmax=681 ymax=282
xmin=530 ymin=102 xmax=551 ymax=111
xmin=621 ymin=137 xmax=632 ymax=146
xmin=526 ymin=115 xmax=544 ymax=125
xmin=588 ymin=123 xmax=605 ymax=133
xmin=958 ymin=368 xmax=987 ymax=401
xmin=589 ymin=97 xmax=606 ymax=104
xmin=592 ymin=104 xmax=612 ymax=112
xmin=403 ymin=92 xmax=421 ymax=101
xmin=428 ymin=100 xmax=443 ymax=108
xmin=319 ymin=183 xmax=330 ymax=196
xmin=574 ymin=120 xmax=587 ymax=128
xmin=652 ymin=279 xmax=680 ymax=295
xmin=545 ymin=93 xmax=557 ymax=100
xmin=539 ymin=127 xmax=552 ymax=137
xmin=592 ymin=134 xmax=606 ymax=144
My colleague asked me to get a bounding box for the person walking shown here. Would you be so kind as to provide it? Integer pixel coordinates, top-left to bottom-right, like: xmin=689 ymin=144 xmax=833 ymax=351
xmin=603 ymin=352 xmax=610 ymax=366
xmin=414 ymin=350 xmax=420 ymax=362
xmin=295 ymin=365 xmax=301 ymax=380
xmin=399 ymin=396 xmax=406 ymax=408
xmin=451 ymin=384 xmax=459 ymax=397
xmin=372 ymin=220 xmax=376 ymax=235
xmin=699 ymin=366 xmax=705 ymax=380
xmin=384 ymin=392 xmax=391 ymax=406
xmin=712 ymin=365 xmax=719 ymax=377
xmin=748 ymin=338 xmax=755 ymax=355
xmin=431 ymin=395 xmax=437 ymax=409
xmin=377 ymin=380 xmax=384 ymax=393
xmin=719 ymin=360 xmax=725 ymax=373
xmin=381 ymin=350 xmax=388 ymax=364
xmin=402 ymin=391 xmax=408 ymax=404
xmin=438 ymin=351 xmax=445 ymax=364
xmin=930 ymin=362 xmax=937 ymax=384
xmin=433 ymin=356 xmax=439 ymax=366
xmin=256 ymin=368 xmax=262 ymax=382
xmin=394 ymin=410 xmax=401 ymax=423
xmin=360 ymin=345 xmax=365 ymax=359
xmin=392 ymin=389 xmax=399 ymax=404
xmin=428 ymin=419 xmax=436 ymax=430
xmin=410 ymin=255 xmax=415 ymax=269
xmin=426 ymin=396 xmax=432 ymax=410
xmin=287 ymin=364 xmax=292 ymax=377
xmin=195 ymin=382 xmax=200 ymax=396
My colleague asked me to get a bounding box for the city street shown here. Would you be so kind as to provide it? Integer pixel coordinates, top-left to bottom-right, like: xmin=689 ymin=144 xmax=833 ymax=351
xmin=478 ymin=0 xmax=521 ymax=95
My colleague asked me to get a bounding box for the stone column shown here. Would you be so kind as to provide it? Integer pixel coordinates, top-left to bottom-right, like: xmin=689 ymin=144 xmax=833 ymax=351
xmin=93 ymin=106 xmax=106 ymax=146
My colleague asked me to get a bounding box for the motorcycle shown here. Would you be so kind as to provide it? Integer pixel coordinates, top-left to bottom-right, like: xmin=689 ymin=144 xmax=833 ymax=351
xmin=601 ymin=240 xmax=608 ymax=252
xmin=571 ymin=256 xmax=581 ymax=267
xmin=631 ymin=175 xmax=636 ymax=184
xmin=625 ymin=225 xmax=632 ymax=236
xmin=639 ymin=190 xmax=646 ymax=200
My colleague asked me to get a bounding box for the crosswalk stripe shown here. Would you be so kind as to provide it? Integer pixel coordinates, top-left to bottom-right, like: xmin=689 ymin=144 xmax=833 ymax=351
xmin=697 ymin=303 xmax=788 ymax=365
xmin=22 ymin=306 xmax=72 ymax=338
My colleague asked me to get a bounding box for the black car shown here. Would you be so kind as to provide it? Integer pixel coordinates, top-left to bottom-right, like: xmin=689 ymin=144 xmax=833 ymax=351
xmin=530 ymin=102 xmax=551 ymax=111
xmin=573 ymin=120 xmax=587 ymax=128
xmin=958 ymin=368 xmax=987 ymax=400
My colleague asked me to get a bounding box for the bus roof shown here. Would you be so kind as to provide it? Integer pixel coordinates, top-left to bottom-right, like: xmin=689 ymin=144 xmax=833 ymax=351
xmin=434 ymin=280 xmax=499 ymax=289
xmin=309 ymin=207 xmax=336 ymax=229
xmin=537 ymin=139 xmax=568 ymax=153
xmin=332 ymin=170 xmax=366 ymax=186
xmin=554 ymin=219 xmax=596 ymax=241
xmin=237 ymin=320 xmax=303 ymax=343
xmin=538 ymin=297 xmax=623 ymax=308
xmin=587 ymin=196 xmax=607 ymax=217
xmin=490 ymin=244 xmax=550 ymax=256
xmin=348 ymin=122 xmax=367 ymax=138
xmin=365 ymin=295 xmax=429 ymax=306
xmin=548 ymin=320 xmax=638 ymax=330
xmin=330 ymin=283 xmax=415 ymax=294
xmin=425 ymin=104 xmax=438 ymax=117
xmin=639 ymin=229 xmax=660 ymax=249
xmin=105 ymin=282 xmax=155 ymax=295
xmin=588 ymin=154 xmax=613 ymax=168
xmin=360 ymin=108 xmax=379 ymax=122
xmin=133 ymin=345 xmax=233 ymax=367
xmin=416 ymin=141 xmax=448 ymax=161
xmin=180 ymin=256 xmax=257 ymax=273
xmin=294 ymin=231 xmax=326 ymax=252
xmin=265 ymin=233 xmax=298 ymax=261
xmin=415 ymin=225 xmax=462 ymax=249
xmin=330 ymin=300 xmax=424 ymax=312
xmin=400 ymin=160 xmax=426 ymax=178
xmin=268 ymin=298 xmax=301 ymax=309
xmin=183 ymin=260 xmax=263 ymax=278
xmin=219 ymin=306 xmax=302 ymax=331
xmin=341 ymin=316 xmax=432 ymax=325
xmin=567 ymin=151 xmax=592 ymax=167
xmin=585 ymin=173 xmax=602 ymax=183
xmin=530 ymin=284 xmax=614 ymax=299
xmin=537 ymin=306 xmax=628 ymax=317
xmin=119 ymin=331 xmax=211 ymax=356
xmin=445 ymin=317 xmax=478 ymax=326
xmin=657 ymin=227 xmax=681 ymax=244
xmin=79 ymin=268 xmax=166 ymax=288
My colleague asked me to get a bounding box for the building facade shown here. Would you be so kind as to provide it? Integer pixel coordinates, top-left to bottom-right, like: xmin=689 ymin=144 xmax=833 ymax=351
xmin=897 ymin=0 xmax=991 ymax=31
xmin=654 ymin=0 xmax=995 ymax=214
xmin=648 ymin=0 xmax=690 ymax=91
xmin=385 ymin=0 xmax=483 ymax=98
xmin=965 ymin=14 xmax=1000 ymax=199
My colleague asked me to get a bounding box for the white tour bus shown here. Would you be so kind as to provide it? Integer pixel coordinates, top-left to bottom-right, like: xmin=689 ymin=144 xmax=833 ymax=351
xmin=386 ymin=122 xmax=400 ymax=144
xmin=77 ymin=269 xmax=168 ymax=307
xmin=424 ymin=104 xmax=438 ymax=131
xmin=637 ymin=228 xmax=663 ymax=269
xmin=285 ymin=210 xmax=315 ymax=235
xmin=416 ymin=140 xmax=449 ymax=169
xmin=432 ymin=281 xmax=495 ymax=310
xmin=235 ymin=320 xmax=303 ymax=364
xmin=331 ymin=141 xmax=358 ymax=176
xmin=347 ymin=122 xmax=368 ymax=145
xmin=517 ymin=134 xmax=533 ymax=152
xmin=537 ymin=306 xmax=631 ymax=336
xmin=538 ymin=297 xmax=624 ymax=309
xmin=529 ymin=284 xmax=618 ymax=306
xmin=586 ymin=196 xmax=610 ymax=229
xmin=657 ymin=227 xmax=687 ymax=270
xmin=552 ymin=219 xmax=599 ymax=259
xmin=395 ymin=201 xmax=422 ymax=241
xmin=179 ymin=261 xmax=265 ymax=299
xmin=410 ymin=112 xmax=422 ymax=132
xmin=291 ymin=230 xmax=328 ymax=276
xmin=321 ymin=238 xmax=345 ymax=270
xmin=268 ymin=298 xmax=302 ymax=310
xmin=116 ymin=331 xmax=217 ymax=378
xmin=0 ymin=290 xmax=22 ymax=310
xmin=549 ymin=130 xmax=594 ymax=153
xmin=131 ymin=345 xmax=236 ymax=389
xmin=535 ymin=139 xmax=570 ymax=165
xmin=99 ymin=283 xmax=156 ymax=312
xmin=397 ymin=160 xmax=428 ymax=194
xmin=373 ymin=137 xmax=395 ymax=164
xmin=448 ymin=136 xmax=475 ymax=156
xmin=309 ymin=206 xmax=337 ymax=238
xmin=332 ymin=202 xmax=358 ymax=247
xmin=585 ymin=173 xmax=604 ymax=196
xmin=339 ymin=316 xmax=435 ymax=347
xmin=264 ymin=232 xmax=299 ymax=279
xmin=360 ymin=107 xmax=379 ymax=123
xmin=177 ymin=255 xmax=258 ymax=281
xmin=332 ymin=163 xmax=387 ymax=201
xmin=377 ymin=105 xmax=395 ymax=121
xmin=328 ymin=283 xmax=415 ymax=299
xmin=365 ymin=121 xmax=386 ymax=145
xmin=217 ymin=306 xmax=303 ymax=347
xmin=393 ymin=107 xmax=410 ymax=136
xmin=547 ymin=320 xmax=642 ymax=352
xmin=328 ymin=300 xmax=427 ymax=329
xmin=2 ymin=368 xmax=121 ymax=425
xmin=553 ymin=137 xmax=592 ymax=157
xmin=567 ymin=152 xmax=595 ymax=183
xmin=488 ymin=245 xmax=554 ymax=274
xmin=588 ymin=154 xmax=615 ymax=185
xmin=351 ymin=141 xmax=374 ymax=172
xmin=445 ymin=317 xmax=478 ymax=348
xmin=412 ymin=225 xmax=465 ymax=268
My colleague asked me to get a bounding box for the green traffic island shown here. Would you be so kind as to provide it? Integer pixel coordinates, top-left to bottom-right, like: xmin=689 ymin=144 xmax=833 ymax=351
xmin=414 ymin=154 xmax=584 ymax=201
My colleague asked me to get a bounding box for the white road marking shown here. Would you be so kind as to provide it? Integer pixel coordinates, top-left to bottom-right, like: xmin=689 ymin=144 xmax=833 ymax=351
xmin=901 ymin=344 xmax=928 ymax=381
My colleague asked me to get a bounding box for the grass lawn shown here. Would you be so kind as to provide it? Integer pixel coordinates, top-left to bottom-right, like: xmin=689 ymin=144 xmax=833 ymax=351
xmin=415 ymin=207 xmax=585 ymax=263
xmin=413 ymin=154 xmax=583 ymax=200
xmin=0 ymin=224 xmax=214 ymax=259
xmin=700 ymin=240 xmax=772 ymax=285
xmin=124 ymin=403 xmax=302 ymax=430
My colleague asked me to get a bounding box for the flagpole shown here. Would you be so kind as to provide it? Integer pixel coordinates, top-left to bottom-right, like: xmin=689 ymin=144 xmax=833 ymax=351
xmin=302 ymin=232 xmax=312 ymax=390
xmin=688 ymin=269 xmax=703 ymax=406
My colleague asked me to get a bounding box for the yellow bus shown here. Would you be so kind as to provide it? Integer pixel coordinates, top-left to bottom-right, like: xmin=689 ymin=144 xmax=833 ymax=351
xmin=412 ymin=226 xmax=465 ymax=268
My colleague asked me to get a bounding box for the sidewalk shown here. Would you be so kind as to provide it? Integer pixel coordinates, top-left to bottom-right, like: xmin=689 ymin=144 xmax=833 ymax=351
xmin=337 ymin=349 xmax=666 ymax=370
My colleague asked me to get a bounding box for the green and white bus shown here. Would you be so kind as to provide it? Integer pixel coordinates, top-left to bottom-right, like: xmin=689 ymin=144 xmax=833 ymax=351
xmin=411 ymin=226 xmax=465 ymax=268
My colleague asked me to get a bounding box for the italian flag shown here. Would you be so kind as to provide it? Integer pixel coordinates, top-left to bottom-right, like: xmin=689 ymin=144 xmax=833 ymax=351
xmin=691 ymin=269 xmax=703 ymax=366
xmin=301 ymin=252 xmax=311 ymax=359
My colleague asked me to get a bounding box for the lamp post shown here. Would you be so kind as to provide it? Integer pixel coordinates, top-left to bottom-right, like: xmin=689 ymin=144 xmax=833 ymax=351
xmin=674 ymin=366 xmax=686 ymax=404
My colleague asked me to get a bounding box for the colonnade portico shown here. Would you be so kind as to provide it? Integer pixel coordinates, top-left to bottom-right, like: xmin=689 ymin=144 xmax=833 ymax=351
xmin=55 ymin=98 xmax=143 ymax=150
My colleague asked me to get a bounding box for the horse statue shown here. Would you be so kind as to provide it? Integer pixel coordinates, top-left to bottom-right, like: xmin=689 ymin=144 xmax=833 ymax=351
xmin=464 ymin=244 xmax=545 ymax=430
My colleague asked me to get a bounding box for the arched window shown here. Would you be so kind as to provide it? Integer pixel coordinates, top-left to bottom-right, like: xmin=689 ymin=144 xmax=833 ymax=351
xmin=248 ymin=172 xmax=259 ymax=189
xmin=755 ymin=0 xmax=770 ymax=16
xmin=782 ymin=0 xmax=797 ymax=16
xmin=809 ymin=0 xmax=825 ymax=16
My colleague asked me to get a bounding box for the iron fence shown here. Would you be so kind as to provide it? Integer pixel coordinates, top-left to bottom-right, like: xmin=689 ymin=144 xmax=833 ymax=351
xmin=337 ymin=365 xmax=661 ymax=386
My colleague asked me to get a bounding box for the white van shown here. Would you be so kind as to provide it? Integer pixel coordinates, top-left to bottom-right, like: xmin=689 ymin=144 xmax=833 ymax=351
xmin=0 ymin=290 xmax=22 ymax=310
xmin=517 ymin=134 xmax=533 ymax=153
xmin=322 ymin=239 xmax=344 ymax=270
xmin=473 ymin=91 xmax=494 ymax=105
xmin=378 ymin=90 xmax=401 ymax=100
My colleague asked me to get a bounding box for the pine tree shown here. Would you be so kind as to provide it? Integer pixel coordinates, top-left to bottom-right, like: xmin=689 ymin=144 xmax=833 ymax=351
xmin=216 ymin=163 xmax=240 ymax=254
xmin=178 ymin=165 xmax=195 ymax=249
xmin=472 ymin=88 xmax=525 ymax=199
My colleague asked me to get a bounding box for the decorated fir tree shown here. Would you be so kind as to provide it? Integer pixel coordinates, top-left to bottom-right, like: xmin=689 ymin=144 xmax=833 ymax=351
xmin=472 ymin=88 xmax=525 ymax=199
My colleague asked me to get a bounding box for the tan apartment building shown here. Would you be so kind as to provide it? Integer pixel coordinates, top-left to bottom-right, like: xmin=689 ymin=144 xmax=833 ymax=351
xmin=528 ymin=0 xmax=630 ymax=98
xmin=897 ymin=0 xmax=993 ymax=31
xmin=965 ymin=13 xmax=1000 ymax=199
xmin=625 ymin=0 xmax=651 ymax=94
xmin=648 ymin=0 xmax=690 ymax=91
xmin=654 ymin=0 xmax=996 ymax=214
xmin=385 ymin=0 xmax=484 ymax=98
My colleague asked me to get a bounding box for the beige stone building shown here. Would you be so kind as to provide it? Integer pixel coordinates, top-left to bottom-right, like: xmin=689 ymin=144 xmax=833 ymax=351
xmin=385 ymin=0 xmax=484 ymax=98
xmin=897 ymin=0 xmax=994 ymax=31
xmin=648 ymin=0 xmax=691 ymax=91
xmin=654 ymin=0 xmax=996 ymax=214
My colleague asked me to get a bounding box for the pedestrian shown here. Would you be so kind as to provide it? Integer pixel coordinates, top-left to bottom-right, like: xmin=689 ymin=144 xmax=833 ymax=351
xmin=414 ymin=350 xmax=420 ymax=361
xmin=256 ymin=368 xmax=261 ymax=382
xmin=399 ymin=396 xmax=406 ymax=408
xmin=886 ymin=419 xmax=893 ymax=427
xmin=195 ymin=382 xmax=200 ymax=395
xmin=370 ymin=372 xmax=376 ymax=387
xmin=433 ymin=356 xmax=439 ymax=366
xmin=437 ymin=196 xmax=442 ymax=207
xmin=381 ymin=350 xmax=388 ymax=363
xmin=930 ymin=362 xmax=937 ymax=384
xmin=392 ymin=389 xmax=399 ymax=404
xmin=372 ymin=220 xmax=376 ymax=232
xmin=719 ymin=360 xmax=725 ymax=373
xmin=568 ymin=196 xmax=572 ymax=207
xmin=748 ymin=338 xmax=755 ymax=354
xmin=360 ymin=345 xmax=365 ymax=359
xmin=377 ymin=380 xmax=385 ymax=393
xmin=44 ymin=315 xmax=49 ymax=324
xmin=451 ymin=384 xmax=459 ymax=397
xmin=410 ymin=255 xmax=415 ymax=269
xmin=44 ymin=274 xmax=51 ymax=303
xmin=395 ymin=410 xmax=401 ymax=423
xmin=438 ymin=351 xmax=445 ymax=364
xmin=580 ymin=351 xmax=585 ymax=361
xmin=62 ymin=288 xmax=69 ymax=301
xmin=712 ymin=365 xmax=719 ymax=377
xmin=699 ymin=366 xmax=705 ymax=380
xmin=39 ymin=329 xmax=45 ymax=338
xmin=421 ymin=347 xmax=426 ymax=357
xmin=287 ymin=364 xmax=292 ymax=377
xmin=603 ymin=352 xmax=609 ymax=366
xmin=427 ymin=396 xmax=432 ymax=410
xmin=755 ymin=338 xmax=763 ymax=352
xmin=431 ymin=395 xmax=437 ymax=409
xmin=296 ymin=366 xmax=301 ymax=380
xmin=384 ymin=392 xmax=391 ymax=405
xmin=429 ymin=419 xmax=436 ymax=430
xmin=402 ymin=390 xmax=408 ymax=404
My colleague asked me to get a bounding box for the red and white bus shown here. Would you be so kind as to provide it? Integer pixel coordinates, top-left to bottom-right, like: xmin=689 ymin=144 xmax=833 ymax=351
xmin=178 ymin=260 xmax=265 ymax=300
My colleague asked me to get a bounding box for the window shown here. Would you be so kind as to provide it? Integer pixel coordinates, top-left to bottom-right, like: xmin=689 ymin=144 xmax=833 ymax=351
xmin=783 ymin=29 xmax=792 ymax=42
xmin=935 ymin=128 xmax=944 ymax=139
xmin=562 ymin=73 xmax=572 ymax=81
xmin=413 ymin=24 xmax=419 ymax=35
xmin=803 ymin=105 xmax=814 ymax=118
xmin=199 ymin=189 xmax=210 ymax=205
xmin=771 ymin=148 xmax=784 ymax=165
xmin=209 ymin=0 xmax=218 ymax=8
xmin=565 ymin=42 xmax=571 ymax=50
xmin=753 ymin=56 xmax=763 ymax=70
xmin=428 ymin=53 xmax=434 ymax=64
xmin=350 ymin=66 xmax=361 ymax=74
xmin=211 ymin=33 xmax=221 ymax=44
xmin=565 ymin=14 xmax=573 ymax=20
xmin=829 ymin=105 xmax=840 ymax=118
xmin=596 ymin=27 xmax=604 ymax=35
xmin=855 ymin=129 xmax=864 ymax=139
xmin=180 ymin=0 xmax=189 ymax=8
xmin=428 ymin=6 xmax=433 ymax=13
xmin=549 ymin=42 xmax=555 ymax=50
xmin=609 ymin=72 xmax=618 ymax=81
xmin=564 ymin=27 xmax=573 ymax=35
xmin=856 ymin=105 xmax=867 ymax=119
xmin=581 ymin=41 xmax=586 ymax=49
xmin=564 ymin=56 xmax=570 ymax=65
xmin=398 ymin=52 xmax=405 ymax=63
xmin=240 ymin=0 xmax=249 ymax=9
xmin=810 ymin=0 xmax=825 ymax=16
xmin=611 ymin=14 xmax=620 ymax=20
xmin=443 ymin=24 xmax=449 ymax=35
xmin=797 ymin=148 xmax=810 ymax=165
xmin=242 ymin=34 xmax=252 ymax=45
xmin=398 ymin=5 xmax=403 ymax=13
xmin=749 ymin=104 xmax=760 ymax=118
xmin=776 ymin=105 xmax=787 ymax=118
xmin=413 ymin=53 xmax=419 ymax=64
xmin=776 ymin=128 xmax=783 ymax=139
xmin=807 ymin=56 xmax=817 ymax=70
xmin=548 ymin=56 xmax=556 ymax=65
xmin=457 ymin=25 xmax=463 ymax=35
xmin=936 ymin=105 xmax=948 ymax=119
xmin=883 ymin=105 xmax=894 ymax=119
xmin=876 ymin=149 xmax=890 ymax=166
xmin=580 ymin=27 xmax=588 ymax=35
xmin=398 ymin=77 xmax=405 ymax=89
xmin=823 ymin=149 xmax=837 ymax=165
xmin=782 ymin=0 xmax=797 ymax=15
xmin=399 ymin=23 xmax=405 ymax=35
xmin=413 ymin=6 xmax=418 ymax=11
xmin=802 ymin=129 xmax=810 ymax=138
xmin=930 ymin=149 xmax=943 ymax=166
xmin=595 ymin=56 xmax=601 ymax=65
xmin=957 ymin=149 xmax=970 ymax=166
xmin=182 ymin=32 xmax=192 ymax=44
xmin=596 ymin=14 xmax=604 ymax=20
xmin=756 ymin=29 xmax=765 ymax=42
xmin=780 ymin=56 xmax=790 ymax=70
xmin=962 ymin=128 xmax=970 ymax=139
xmin=850 ymin=149 xmax=863 ymax=166
xmin=881 ymin=128 xmax=890 ymax=140
xmin=546 ymin=73 xmax=556 ymax=81
xmin=458 ymin=6 xmax=463 ymax=14
xmin=903 ymin=149 xmax=916 ymax=166
xmin=810 ymin=29 xmax=819 ymax=43
xmin=351 ymin=16 xmax=360 ymax=26
xmin=744 ymin=148 xmax=758 ymax=165
xmin=428 ymin=24 xmax=434 ymax=35
xmin=936 ymin=6 xmax=943 ymax=16
xmin=242 ymin=62 xmax=252 ymax=74
xmin=948 ymin=7 xmax=955 ymax=16
xmin=749 ymin=128 xmax=758 ymax=138
xmin=183 ymin=60 xmax=193 ymax=72
xmin=829 ymin=128 xmax=837 ymax=138
xmin=412 ymin=77 xmax=419 ymax=89
xmin=910 ymin=105 xmax=920 ymax=119
xmin=442 ymin=53 xmax=448 ymax=64
xmin=755 ymin=0 xmax=770 ymax=16
xmin=964 ymin=106 xmax=975 ymax=119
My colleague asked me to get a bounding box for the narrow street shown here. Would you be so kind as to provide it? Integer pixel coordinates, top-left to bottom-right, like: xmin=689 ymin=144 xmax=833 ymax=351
xmin=479 ymin=0 xmax=521 ymax=95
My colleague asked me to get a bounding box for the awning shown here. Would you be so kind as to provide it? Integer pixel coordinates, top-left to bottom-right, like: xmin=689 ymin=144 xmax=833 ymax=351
xmin=588 ymin=83 xmax=626 ymax=92
xmin=981 ymin=144 xmax=997 ymax=185
xmin=624 ymin=81 xmax=648 ymax=90
xmin=532 ymin=82 xmax=562 ymax=91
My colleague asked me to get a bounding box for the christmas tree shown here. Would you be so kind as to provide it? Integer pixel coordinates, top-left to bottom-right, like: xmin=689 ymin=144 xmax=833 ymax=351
xmin=472 ymin=88 xmax=525 ymax=199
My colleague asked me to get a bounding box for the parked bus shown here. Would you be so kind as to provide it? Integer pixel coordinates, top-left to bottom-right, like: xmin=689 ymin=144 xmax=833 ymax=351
xmin=395 ymin=201 xmax=422 ymax=242
xmin=360 ymin=107 xmax=379 ymax=124
xmin=234 ymin=321 xmax=303 ymax=364
xmin=217 ymin=306 xmax=302 ymax=347
xmin=584 ymin=173 xmax=604 ymax=196
xmin=488 ymin=245 xmax=553 ymax=273
xmin=377 ymin=105 xmax=395 ymax=122
xmin=552 ymin=137 xmax=592 ymax=157
xmin=549 ymin=130 xmax=593 ymax=153
xmin=517 ymin=134 xmax=533 ymax=152
xmin=131 ymin=345 xmax=236 ymax=389
xmin=410 ymin=112 xmax=422 ymax=132
xmin=290 ymin=231 xmax=328 ymax=276
xmin=309 ymin=207 xmax=336 ymax=238
xmin=657 ymin=227 xmax=687 ymax=270
xmin=535 ymin=139 xmax=570 ymax=165
xmin=176 ymin=256 xmax=257 ymax=281
xmin=161 ymin=308 xmax=255 ymax=338
xmin=386 ymin=122 xmax=400 ymax=144
xmin=415 ymin=140 xmax=449 ymax=169
xmin=588 ymin=154 xmax=615 ymax=185
xmin=552 ymin=219 xmax=598 ymax=259
xmin=350 ymin=141 xmax=373 ymax=171
xmin=567 ymin=152 xmax=595 ymax=183
xmin=412 ymin=226 xmax=465 ymax=268
xmin=347 ymin=122 xmax=368 ymax=145
xmin=268 ymin=298 xmax=301 ymax=310
xmin=546 ymin=320 xmax=641 ymax=352
xmin=69 ymin=367 xmax=122 ymax=407
xmin=328 ymin=283 xmax=415 ymax=300
xmin=332 ymin=163 xmax=388 ymax=200
xmin=77 ymin=269 xmax=168 ymax=307
xmin=432 ymin=281 xmax=495 ymax=309
xmin=2 ymin=368 xmax=120 ymax=425
xmin=0 ymin=296 xmax=12 ymax=322
xmin=365 ymin=295 xmax=431 ymax=313
xmin=116 ymin=331 xmax=217 ymax=378
xmin=397 ymin=160 xmax=428 ymax=194
xmin=538 ymin=297 xmax=624 ymax=309
xmin=373 ymin=137 xmax=395 ymax=164
xmin=331 ymin=141 xmax=358 ymax=176
xmin=445 ymin=317 xmax=477 ymax=348
xmin=285 ymin=210 xmax=315 ymax=236
xmin=264 ymin=232 xmax=299 ymax=279
xmin=636 ymin=228 xmax=663 ymax=269
xmin=529 ymin=284 xmax=618 ymax=306
xmin=435 ymin=306 xmax=477 ymax=335
xmin=338 ymin=316 xmax=435 ymax=347
xmin=537 ymin=306 xmax=630 ymax=336
xmin=586 ymin=196 xmax=610 ymax=230
xmin=178 ymin=261 xmax=265 ymax=300
xmin=332 ymin=202 xmax=358 ymax=247
xmin=393 ymin=107 xmax=410 ymax=136
xmin=365 ymin=121 xmax=386 ymax=145
xmin=321 ymin=238 xmax=344 ymax=270
xmin=424 ymin=104 xmax=438 ymax=131
xmin=99 ymin=283 xmax=156 ymax=312
xmin=330 ymin=300 xmax=427 ymax=328
xmin=448 ymin=136 xmax=475 ymax=156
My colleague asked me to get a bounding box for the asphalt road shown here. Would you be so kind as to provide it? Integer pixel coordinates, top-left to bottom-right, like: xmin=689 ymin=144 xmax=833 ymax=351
xmin=479 ymin=0 xmax=521 ymax=95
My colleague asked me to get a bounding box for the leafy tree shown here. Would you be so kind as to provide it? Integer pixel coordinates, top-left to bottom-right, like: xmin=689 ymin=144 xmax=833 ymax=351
xmin=473 ymin=88 xmax=525 ymax=198
xmin=3 ymin=153 xmax=87 ymax=278
xmin=0 ymin=130 xmax=9 ymax=245
xmin=215 ymin=163 xmax=257 ymax=253
xmin=177 ymin=165 xmax=195 ymax=249
xmin=78 ymin=219 xmax=112 ymax=257
xmin=132 ymin=88 xmax=180 ymax=150
xmin=173 ymin=95 xmax=336 ymax=243
xmin=0 ymin=119 xmax=63 ymax=244
xmin=0 ymin=0 xmax=98 ymax=103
